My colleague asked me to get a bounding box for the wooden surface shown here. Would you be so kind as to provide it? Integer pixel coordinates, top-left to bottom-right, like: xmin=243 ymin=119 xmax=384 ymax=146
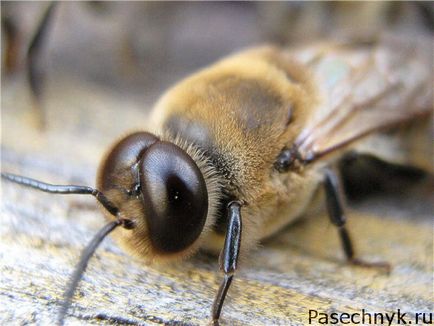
xmin=1 ymin=71 xmax=433 ymax=325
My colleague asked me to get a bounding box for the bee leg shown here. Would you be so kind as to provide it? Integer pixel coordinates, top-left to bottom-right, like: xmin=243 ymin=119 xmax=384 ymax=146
xmin=27 ymin=2 xmax=57 ymax=130
xmin=324 ymin=169 xmax=391 ymax=273
xmin=212 ymin=200 xmax=243 ymax=323
xmin=2 ymin=11 xmax=21 ymax=75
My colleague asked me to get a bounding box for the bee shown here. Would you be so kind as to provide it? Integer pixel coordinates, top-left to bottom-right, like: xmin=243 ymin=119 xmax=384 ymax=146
xmin=2 ymin=34 xmax=432 ymax=324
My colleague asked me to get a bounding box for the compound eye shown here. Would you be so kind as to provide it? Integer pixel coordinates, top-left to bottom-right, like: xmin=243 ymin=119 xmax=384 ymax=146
xmin=98 ymin=132 xmax=158 ymax=191
xmin=140 ymin=142 xmax=208 ymax=253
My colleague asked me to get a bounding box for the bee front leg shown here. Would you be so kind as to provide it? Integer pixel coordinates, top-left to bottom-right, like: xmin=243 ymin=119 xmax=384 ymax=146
xmin=211 ymin=200 xmax=243 ymax=323
xmin=323 ymin=169 xmax=391 ymax=273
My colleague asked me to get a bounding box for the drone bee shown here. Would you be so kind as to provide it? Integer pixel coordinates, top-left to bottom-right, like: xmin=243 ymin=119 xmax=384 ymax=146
xmin=2 ymin=34 xmax=432 ymax=324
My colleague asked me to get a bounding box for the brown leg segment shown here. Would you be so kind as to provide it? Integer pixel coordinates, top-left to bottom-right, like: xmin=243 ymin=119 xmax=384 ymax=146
xmin=211 ymin=201 xmax=242 ymax=323
xmin=324 ymin=169 xmax=390 ymax=273
xmin=27 ymin=2 xmax=57 ymax=129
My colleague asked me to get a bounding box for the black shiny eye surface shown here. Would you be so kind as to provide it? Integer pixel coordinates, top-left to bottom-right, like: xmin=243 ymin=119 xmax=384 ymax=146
xmin=140 ymin=142 xmax=208 ymax=253
xmin=98 ymin=132 xmax=158 ymax=191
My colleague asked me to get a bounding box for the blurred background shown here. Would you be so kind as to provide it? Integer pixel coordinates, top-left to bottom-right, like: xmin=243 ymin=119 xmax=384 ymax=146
xmin=1 ymin=2 xmax=433 ymax=325
xmin=2 ymin=2 xmax=433 ymax=93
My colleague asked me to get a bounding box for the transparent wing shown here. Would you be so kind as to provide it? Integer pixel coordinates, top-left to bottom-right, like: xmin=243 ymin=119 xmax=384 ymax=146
xmin=290 ymin=35 xmax=433 ymax=163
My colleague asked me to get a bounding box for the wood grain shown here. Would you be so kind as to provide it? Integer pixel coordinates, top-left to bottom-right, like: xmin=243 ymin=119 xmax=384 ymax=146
xmin=1 ymin=73 xmax=433 ymax=326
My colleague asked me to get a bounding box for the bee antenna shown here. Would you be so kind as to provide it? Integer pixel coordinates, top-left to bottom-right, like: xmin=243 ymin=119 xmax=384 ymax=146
xmin=1 ymin=172 xmax=119 ymax=216
xmin=57 ymin=220 xmax=123 ymax=325
xmin=1 ymin=172 xmax=136 ymax=324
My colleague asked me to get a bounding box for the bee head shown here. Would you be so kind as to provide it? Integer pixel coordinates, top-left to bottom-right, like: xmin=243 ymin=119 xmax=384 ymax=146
xmin=2 ymin=131 xmax=218 ymax=322
xmin=97 ymin=132 xmax=211 ymax=260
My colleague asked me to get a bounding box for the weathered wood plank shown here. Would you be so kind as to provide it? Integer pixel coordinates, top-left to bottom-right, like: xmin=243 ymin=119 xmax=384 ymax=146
xmin=1 ymin=72 xmax=433 ymax=326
